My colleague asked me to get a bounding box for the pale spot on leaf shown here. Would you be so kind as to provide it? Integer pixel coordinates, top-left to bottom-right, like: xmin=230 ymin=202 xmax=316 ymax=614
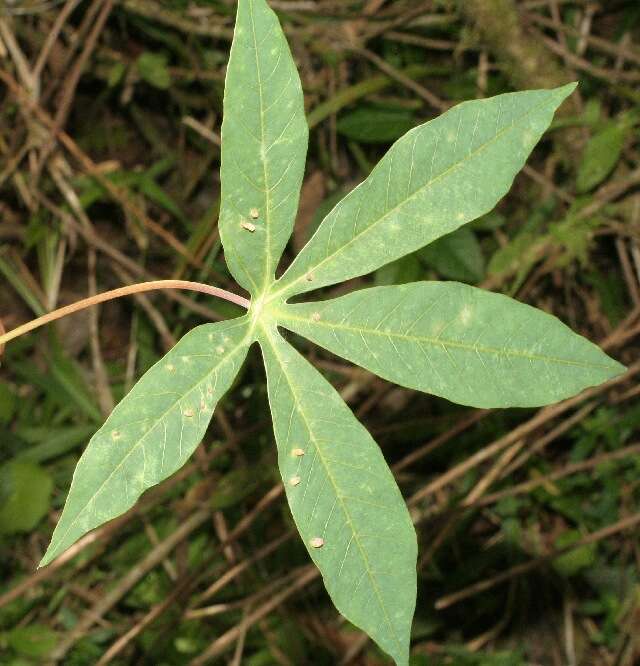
xmin=459 ymin=305 xmax=473 ymax=326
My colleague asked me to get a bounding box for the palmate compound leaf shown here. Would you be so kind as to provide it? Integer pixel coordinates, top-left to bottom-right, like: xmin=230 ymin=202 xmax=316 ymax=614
xmin=277 ymin=283 xmax=626 ymax=409
xmin=39 ymin=318 xmax=252 ymax=567
xmin=271 ymin=83 xmax=577 ymax=301
xmin=33 ymin=2 xmax=615 ymax=663
xmin=259 ymin=327 xmax=417 ymax=665
xmin=219 ymin=0 xmax=308 ymax=296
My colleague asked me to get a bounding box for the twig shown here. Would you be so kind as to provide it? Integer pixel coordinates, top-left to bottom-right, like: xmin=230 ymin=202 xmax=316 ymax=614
xmin=347 ymin=46 xmax=448 ymax=111
xmin=474 ymin=441 xmax=640 ymax=509
xmin=482 ymin=169 xmax=640 ymax=291
xmin=435 ymin=512 xmax=640 ymax=610
xmin=51 ymin=508 xmax=213 ymax=661
xmin=463 ymin=438 xmax=525 ymax=506
xmin=182 ymin=116 xmax=221 ymax=147
xmin=96 ymin=485 xmax=284 ymax=664
xmin=87 ymin=249 xmax=115 ymax=416
xmin=0 ymin=69 xmax=203 ymax=268
xmin=307 ymin=64 xmax=442 ymax=129
xmin=94 ymin=571 xmax=198 ymax=665
xmin=534 ymin=30 xmax=640 ymax=82
xmin=363 ymin=2 xmax=446 ymax=41
xmin=37 ymin=0 xmax=115 ymax=171
xmin=0 ymin=16 xmax=36 ymax=93
xmin=0 ymin=460 xmax=198 ymax=611
xmin=393 ymin=410 xmax=489 ymax=473
xmin=498 ymin=401 xmax=598 ymax=482
xmin=36 ymin=191 xmax=231 ymax=322
xmin=32 ymin=0 xmax=82 ymax=79
xmin=193 ymin=530 xmax=294 ymax=606
xmin=385 ymin=30 xmax=458 ymax=52
xmin=189 ymin=565 xmax=319 ymax=666
xmin=409 ymin=361 xmax=639 ymax=506
xmin=616 ymin=237 xmax=640 ymax=306
xmin=525 ymin=10 xmax=640 ymax=67
xmin=118 ymin=0 xmax=232 ymax=39
xmin=230 ymin=606 xmax=250 ymax=666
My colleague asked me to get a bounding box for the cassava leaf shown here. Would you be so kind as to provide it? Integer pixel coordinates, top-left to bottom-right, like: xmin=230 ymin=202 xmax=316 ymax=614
xmin=278 ymin=283 xmax=625 ymax=408
xmin=31 ymin=3 xmax=624 ymax=663
xmin=273 ymin=84 xmax=576 ymax=300
xmin=260 ymin=328 xmax=417 ymax=665
xmin=219 ymin=0 xmax=308 ymax=296
xmin=40 ymin=317 xmax=251 ymax=567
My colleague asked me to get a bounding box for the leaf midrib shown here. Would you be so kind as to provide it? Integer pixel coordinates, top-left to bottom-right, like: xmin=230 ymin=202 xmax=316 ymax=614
xmin=47 ymin=322 xmax=251 ymax=558
xmin=248 ymin=0 xmax=273 ymax=293
xmin=263 ymin=328 xmax=403 ymax=655
xmin=279 ymin=311 xmax=616 ymax=371
xmin=272 ymin=90 xmax=564 ymax=301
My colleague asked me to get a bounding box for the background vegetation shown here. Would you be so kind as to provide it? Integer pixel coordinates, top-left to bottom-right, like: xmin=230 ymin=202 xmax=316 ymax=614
xmin=0 ymin=0 xmax=639 ymax=663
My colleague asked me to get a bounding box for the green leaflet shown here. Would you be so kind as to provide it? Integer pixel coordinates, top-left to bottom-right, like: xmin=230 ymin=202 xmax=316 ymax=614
xmin=0 ymin=461 xmax=53 ymax=535
xmin=420 ymin=226 xmax=485 ymax=284
xmin=40 ymin=318 xmax=251 ymax=567
xmin=337 ymin=106 xmax=417 ymax=144
xmin=576 ymin=122 xmax=626 ymax=193
xmin=273 ymin=84 xmax=576 ymax=300
xmin=278 ymin=283 xmax=625 ymax=408
xmin=260 ymin=328 xmax=417 ymax=665
xmin=219 ymin=0 xmax=308 ymax=296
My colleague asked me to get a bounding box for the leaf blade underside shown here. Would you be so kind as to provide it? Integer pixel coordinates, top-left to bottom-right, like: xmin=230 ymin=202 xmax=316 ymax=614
xmin=260 ymin=328 xmax=417 ymax=665
xmin=219 ymin=0 xmax=308 ymax=296
xmin=274 ymin=84 xmax=576 ymax=299
xmin=40 ymin=317 xmax=251 ymax=567
xmin=279 ymin=283 xmax=625 ymax=408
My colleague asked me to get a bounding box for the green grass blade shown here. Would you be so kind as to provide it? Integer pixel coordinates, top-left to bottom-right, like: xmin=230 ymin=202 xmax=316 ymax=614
xmin=260 ymin=328 xmax=417 ymax=665
xmin=279 ymin=282 xmax=625 ymax=408
xmin=40 ymin=317 xmax=252 ymax=567
xmin=275 ymin=84 xmax=576 ymax=299
xmin=219 ymin=0 xmax=308 ymax=296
